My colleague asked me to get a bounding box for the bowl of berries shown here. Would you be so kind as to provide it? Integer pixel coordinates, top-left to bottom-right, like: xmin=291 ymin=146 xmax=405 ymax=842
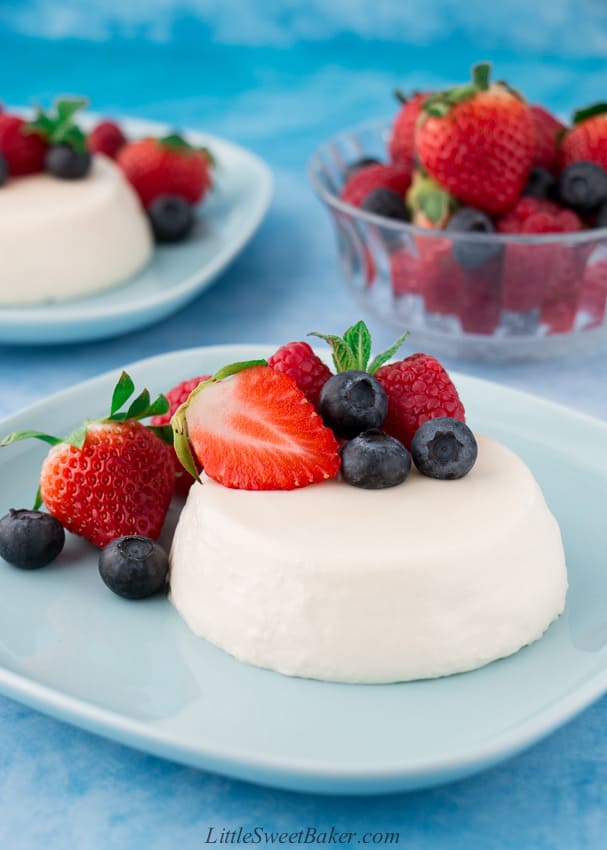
xmin=308 ymin=63 xmax=607 ymax=360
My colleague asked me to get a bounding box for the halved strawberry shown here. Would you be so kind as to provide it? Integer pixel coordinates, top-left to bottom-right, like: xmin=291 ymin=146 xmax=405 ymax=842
xmin=173 ymin=364 xmax=341 ymax=491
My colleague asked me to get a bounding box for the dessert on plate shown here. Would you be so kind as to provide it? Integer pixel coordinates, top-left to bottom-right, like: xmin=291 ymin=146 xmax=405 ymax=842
xmin=0 ymin=98 xmax=213 ymax=305
xmin=0 ymin=321 xmax=568 ymax=683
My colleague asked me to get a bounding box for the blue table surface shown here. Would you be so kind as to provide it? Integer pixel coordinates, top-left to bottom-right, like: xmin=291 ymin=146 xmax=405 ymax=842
xmin=1 ymin=6 xmax=607 ymax=848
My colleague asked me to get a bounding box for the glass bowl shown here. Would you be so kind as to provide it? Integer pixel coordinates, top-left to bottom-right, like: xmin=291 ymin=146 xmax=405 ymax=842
xmin=308 ymin=120 xmax=607 ymax=361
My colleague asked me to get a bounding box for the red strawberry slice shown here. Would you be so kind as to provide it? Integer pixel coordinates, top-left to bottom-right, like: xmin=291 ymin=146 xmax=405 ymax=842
xmin=181 ymin=366 xmax=341 ymax=490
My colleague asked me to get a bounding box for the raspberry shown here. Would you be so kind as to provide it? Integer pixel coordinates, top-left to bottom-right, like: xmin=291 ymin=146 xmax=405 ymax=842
xmin=0 ymin=114 xmax=47 ymax=176
xmin=88 ymin=120 xmax=127 ymax=159
xmin=340 ymin=163 xmax=411 ymax=207
xmin=375 ymin=353 xmax=465 ymax=449
xmin=268 ymin=341 xmax=332 ymax=408
xmin=151 ymin=375 xmax=210 ymax=496
xmin=498 ymin=197 xmax=582 ymax=234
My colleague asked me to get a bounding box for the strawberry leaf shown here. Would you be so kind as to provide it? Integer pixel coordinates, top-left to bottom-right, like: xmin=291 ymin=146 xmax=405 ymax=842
xmin=147 ymin=394 xmax=170 ymax=418
xmin=33 ymin=487 xmax=43 ymax=511
xmin=211 ymin=360 xmax=267 ymax=382
xmin=110 ymin=371 xmax=135 ymax=416
xmin=0 ymin=430 xmax=62 ymax=448
xmin=148 ymin=425 xmax=174 ymax=446
xmin=343 ymin=321 xmax=372 ymax=371
xmin=65 ymin=424 xmax=88 ymax=450
xmin=368 ymin=330 xmax=410 ymax=375
xmin=125 ymin=388 xmax=151 ymax=420
xmin=572 ymin=102 xmax=607 ymax=125
xmin=308 ymin=333 xmax=355 ymax=373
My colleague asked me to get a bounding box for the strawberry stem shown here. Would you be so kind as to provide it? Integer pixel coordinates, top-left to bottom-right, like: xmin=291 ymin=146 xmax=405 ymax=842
xmin=472 ymin=62 xmax=491 ymax=91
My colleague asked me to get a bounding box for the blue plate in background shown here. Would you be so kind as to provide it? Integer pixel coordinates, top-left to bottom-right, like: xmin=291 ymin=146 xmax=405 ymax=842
xmin=0 ymin=120 xmax=273 ymax=345
xmin=0 ymin=345 xmax=605 ymax=794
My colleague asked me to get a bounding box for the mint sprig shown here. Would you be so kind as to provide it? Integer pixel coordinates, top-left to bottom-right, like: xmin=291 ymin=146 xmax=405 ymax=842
xmin=26 ymin=97 xmax=89 ymax=153
xmin=309 ymin=321 xmax=408 ymax=375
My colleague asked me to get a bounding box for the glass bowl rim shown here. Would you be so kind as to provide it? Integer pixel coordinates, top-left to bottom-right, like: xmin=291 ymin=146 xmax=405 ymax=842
xmin=307 ymin=119 xmax=607 ymax=248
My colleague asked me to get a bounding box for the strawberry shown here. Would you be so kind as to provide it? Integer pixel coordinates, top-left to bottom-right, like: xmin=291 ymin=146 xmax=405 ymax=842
xmin=0 ymin=373 xmax=175 ymax=548
xmin=375 ymin=354 xmax=466 ymax=449
xmin=416 ymin=63 xmax=535 ymax=215
xmin=117 ymin=134 xmax=213 ymax=208
xmin=389 ymin=91 xmax=429 ymax=171
xmin=560 ymin=103 xmax=607 ymax=171
xmin=0 ymin=114 xmax=47 ymax=176
xmin=151 ymin=374 xmax=210 ymax=496
xmin=88 ymin=119 xmax=127 ymax=159
xmin=530 ymin=104 xmax=564 ymax=174
xmin=172 ymin=362 xmax=341 ymax=491
xmin=268 ymin=341 xmax=332 ymax=407
xmin=340 ymin=163 xmax=411 ymax=207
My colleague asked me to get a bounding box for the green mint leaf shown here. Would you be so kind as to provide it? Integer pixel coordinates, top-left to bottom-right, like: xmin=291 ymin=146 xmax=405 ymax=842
xmin=368 ymin=330 xmax=410 ymax=375
xmin=110 ymin=371 xmax=135 ymax=416
xmin=211 ymin=360 xmax=267 ymax=382
xmin=0 ymin=430 xmax=63 ymax=448
xmin=125 ymin=388 xmax=151 ymax=420
xmin=343 ymin=321 xmax=372 ymax=371
xmin=308 ymin=333 xmax=355 ymax=373
xmin=33 ymin=486 xmax=43 ymax=511
xmin=148 ymin=425 xmax=174 ymax=446
xmin=56 ymin=98 xmax=88 ymax=124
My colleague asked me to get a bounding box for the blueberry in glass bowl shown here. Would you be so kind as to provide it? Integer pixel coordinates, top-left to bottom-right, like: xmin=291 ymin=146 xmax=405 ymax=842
xmin=308 ymin=119 xmax=607 ymax=362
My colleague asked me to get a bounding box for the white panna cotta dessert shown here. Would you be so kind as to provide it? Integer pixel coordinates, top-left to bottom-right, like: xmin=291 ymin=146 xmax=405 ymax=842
xmin=170 ymin=434 xmax=567 ymax=684
xmin=0 ymin=155 xmax=152 ymax=304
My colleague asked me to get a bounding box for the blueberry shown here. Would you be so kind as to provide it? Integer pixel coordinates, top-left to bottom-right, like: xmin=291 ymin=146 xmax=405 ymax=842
xmin=0 ymin=153 xmax=7 ymax=187
xmin=523 ymin=166 xmax=557 ymax=200
xmin=341 ymin=430 xmax=411 ymax=489
xmin=45 ymin=143 xmax=92 ymax=179
xmin=0 ymin=509 xmax=65 ymax=569
xmin=446 ymin=207 xmax=501 ymax=270
xmin=318 ymin=370 xmax=388 ymax=438
xmin=343 ymin=157 xmax=381 ymax=183
xmin=148 ymin=194 xmax=195 ymax=243
xmin=361 ymin=188 xmax=409 ymax=221
xmin=99 ymin=535 xmax=169 ymax=599
xmin=411 ymin=418 xmax=478 ymax=480
xmin=557 ymin=161 xmax=607 ymax=214
xmin=595 ymin=202 xmax=607 ymax=229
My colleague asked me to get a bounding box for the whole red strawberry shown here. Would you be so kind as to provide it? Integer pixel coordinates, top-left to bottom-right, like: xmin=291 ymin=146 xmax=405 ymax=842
xmin=151 ymin=374 xmax=210 ymax=496
xmin=389 ymin=91 xmax=429 ymax=171
xmin=340 ymin=163 xmax=411 ymax=207
xmin=416 ymin=63 xmax=535 ymax=214
xmin=173 ymin=362 xmax=340 ymax=491
xmin=530 ymin=105 xmax=564 ymax=174
xmin=560 ymin=103 xmax=607 ymax=171
xmin=118 ymin=134 xmax=212 ymax=208
xmin=375 ymin=354 xmax=465 ymax=449
xmin=0 ymin=114 xmax=47 ymax=176
xmin=88 ymin=120 xmax=127 ymax=159
xmin=0 ymin=373 xmax=175 ymax=548
xmin=268 ymin=341 xmax=332 ymax=407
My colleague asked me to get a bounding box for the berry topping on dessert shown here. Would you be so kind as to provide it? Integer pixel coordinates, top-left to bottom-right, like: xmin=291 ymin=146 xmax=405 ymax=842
xmin=172 ymin=362 xmax=341 ymax=491
xmin=148 ymin=194 xmax=196 ymax=242
xmin=375 ymin=352 xmax=466 ymax=449
xmin=117 ymin=133 xmax=212 ymax=208
xmin=340 ymin=430 xmax=411 ymax=489
xmin=28 ymin=98 xmax=92 ymax=180
xmin=0 ymin=509 xmax=65 ymax=569
xmin=267 ymin=341 xmax=332 ymax=408
xmin=88 ymin=119 xmax=128 ymax=159
xmin=0 ymin=113 xmax=47 ymax=176
xmin=0 ymin=153 xmax=6 ymax=186
xmin=411 ymin=417 xmax=478 ymax=480
xmin=99 ymin=535 xmax=169 ymax=599
xmin=45 ymin=143 xmax=92 ymax=180
xmin=0 ymin=372 xmax=174 ymax=547
xmin=317 ymin=371 xmax=388 ymax=438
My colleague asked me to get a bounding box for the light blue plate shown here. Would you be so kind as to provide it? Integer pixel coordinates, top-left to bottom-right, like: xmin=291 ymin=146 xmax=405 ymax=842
xmin=0 ymin=345 xmax=605 ymax=795
xmin=0 ymin=120 xmax=273 ymax=345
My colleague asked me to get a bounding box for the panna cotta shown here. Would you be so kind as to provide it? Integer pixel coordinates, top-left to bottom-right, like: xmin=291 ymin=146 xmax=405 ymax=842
xmin=169 ymin=434 xmax=567 ymax=683
xmin=0 ymin=155 xmax=152 ymax=304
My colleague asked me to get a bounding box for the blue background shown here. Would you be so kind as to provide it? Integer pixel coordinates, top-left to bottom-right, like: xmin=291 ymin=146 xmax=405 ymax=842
xmin=1 ymin=2 xmax=607 ymax=847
